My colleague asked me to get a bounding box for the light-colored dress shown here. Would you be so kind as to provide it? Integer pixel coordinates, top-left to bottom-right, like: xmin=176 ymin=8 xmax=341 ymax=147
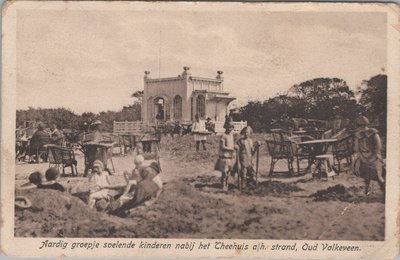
xmin=89 ymin=171 xmax=119 ymax=200
xmin=215 ymin=132 xmax=235 ymax=172
xmin=354 ymin=128 xmax=384 ymax=181
xmin=192 ymin=120 xmax=207 ymax=141
xmin=237 ymin=137 xmax=255 ymax=168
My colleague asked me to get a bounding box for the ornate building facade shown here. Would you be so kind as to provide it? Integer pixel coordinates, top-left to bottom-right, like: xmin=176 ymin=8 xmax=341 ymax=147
xmin=142 ymin=67 xmax=236 ymax=124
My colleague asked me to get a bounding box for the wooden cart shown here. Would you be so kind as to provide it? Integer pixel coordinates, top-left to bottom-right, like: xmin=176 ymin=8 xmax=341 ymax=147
xmin=81 ymin=142 xmax=115 ymax=175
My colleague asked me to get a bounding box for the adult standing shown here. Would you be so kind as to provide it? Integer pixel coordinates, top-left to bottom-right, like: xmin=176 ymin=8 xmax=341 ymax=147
xmin=192 ymin=114 xmax=207 ymax=151
xmin=354 ymin=116 xmax=385 ymax=195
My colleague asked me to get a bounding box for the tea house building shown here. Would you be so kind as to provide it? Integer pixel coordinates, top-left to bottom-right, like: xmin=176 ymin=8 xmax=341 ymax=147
xmin=142 ymin=67 xmax=236 ymax=125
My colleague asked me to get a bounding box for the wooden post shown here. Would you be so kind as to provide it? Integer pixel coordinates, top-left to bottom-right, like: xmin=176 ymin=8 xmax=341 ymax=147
xmin=256 ymin=146 xmax=260 ymax=185
xmin=236 ymin=151 xmax=241 ymax=191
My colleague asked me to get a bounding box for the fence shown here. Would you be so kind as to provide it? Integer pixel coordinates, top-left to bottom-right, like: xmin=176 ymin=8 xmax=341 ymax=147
xmin=113 ymin=121 xmax=142 ymax=135
xmin=114 ymin=120 xmax=247 ymax=135
xmin=214 ymin=120 xmax=247 ymax=134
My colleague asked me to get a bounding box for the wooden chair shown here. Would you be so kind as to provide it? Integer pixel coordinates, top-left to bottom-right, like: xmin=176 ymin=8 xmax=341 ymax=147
xmin=266 ymin=140 xmax=295 ymax=176
xmin=332 ymin=135 xmax=354 ymax=173
xmin=270 ymin=129 xmax=291 ymax=142
xmin=48 ymin=145 xmax=78 ymax=176
xmin=30 ymin=136 xmax=51 ymax=163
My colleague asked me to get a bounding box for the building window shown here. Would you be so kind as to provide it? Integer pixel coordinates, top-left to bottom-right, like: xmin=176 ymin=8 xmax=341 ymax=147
xmin=196 ymin=94 xmax=206 ymax=118
xmin=147 ymin=97 xmax=153 ymax=123
xmin=173 ymin=95 xmax=182 ymax=121
xmin=191 ymin=97 xmax=194 ymax=121
xmin=165 ymin=101 xmax=170 ymax=121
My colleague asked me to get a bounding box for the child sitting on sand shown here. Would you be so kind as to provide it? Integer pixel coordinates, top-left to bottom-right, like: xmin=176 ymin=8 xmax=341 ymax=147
xmin=24 ymin=169 xmax=65 ymax=192
xmin=39 ymin=167 xmax=65 ymax=192
xmin=88 ymin=160 xmax=120 ymax=208
xmin=109 ymin=155 xmax=163 ymax=215
xmin=119 ymin=155 xmax=145 ymax=204
xmin=23 ymin=171 xmax=43 ymax=189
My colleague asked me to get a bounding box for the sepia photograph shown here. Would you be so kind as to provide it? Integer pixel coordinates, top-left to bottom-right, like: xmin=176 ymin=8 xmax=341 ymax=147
xmin=2 ymin=1 xmax=400 ymax=258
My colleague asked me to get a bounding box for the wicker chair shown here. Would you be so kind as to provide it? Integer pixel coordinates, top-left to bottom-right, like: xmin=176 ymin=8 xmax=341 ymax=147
xmin=266 ymin=139 xmax=295 ymax=176
xmin=48 ymin=145 xmax=78 ymax=176
xmin=332 ymin=135 xmax=354 ymax=173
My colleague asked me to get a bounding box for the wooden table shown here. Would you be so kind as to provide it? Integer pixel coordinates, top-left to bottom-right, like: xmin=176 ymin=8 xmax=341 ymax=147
xmin=293 ymin=129 xmax=325 ymax=139
xmin=297 ymin=139 xmax=338 ymax=175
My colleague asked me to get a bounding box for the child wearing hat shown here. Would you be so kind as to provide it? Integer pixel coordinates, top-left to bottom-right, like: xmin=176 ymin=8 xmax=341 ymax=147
xmin=88 ymin=160 xmax=119 ymax=208
xmin=215 ymin=121 xmax=235 ymax=191
xmin=236 ymin=126 xmax=260 ymax=189
xmin=354 ymin=115 xmax=385 ymax=194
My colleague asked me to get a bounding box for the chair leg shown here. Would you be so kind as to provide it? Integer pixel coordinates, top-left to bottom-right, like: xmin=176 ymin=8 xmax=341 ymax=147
xmin=269 ymin=160 xmax=275 ymax=176
xmin=110 ymin=158 xmax=115 ymax=173
xmin=288 ymin=159 xmax=293 ymax=176
xmin=296 ymin=159 xmax=301 ymax=175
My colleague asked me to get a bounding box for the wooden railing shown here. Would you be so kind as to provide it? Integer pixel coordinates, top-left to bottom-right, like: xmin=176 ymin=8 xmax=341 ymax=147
xmin=113 ymin=121 xmax=142 ymax=135
xmin=214 ymin=120 xmax=247 ymax=134
xmin=114 ymin=120 xmax=247 ymax=135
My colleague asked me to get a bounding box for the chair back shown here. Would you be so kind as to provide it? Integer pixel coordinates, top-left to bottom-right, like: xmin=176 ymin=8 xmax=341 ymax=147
xmin=332 ymin=135 xmax=354 ymax=158
xmin=48 ymin=145 xmax=75 ymax=164
xmin=270 ymin=129 xmax=291 ymax=142
xmin=266 ymin=140 xmax=294 ymax=159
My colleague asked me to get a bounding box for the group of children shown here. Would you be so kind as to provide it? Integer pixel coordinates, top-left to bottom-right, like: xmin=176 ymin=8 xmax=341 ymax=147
xmin=215 ymin=122 xmax=260 ymax=191
xmin=25 ymin=156 xmax=163 ymax=215
xmin=85 ymin=157 xmax=163 ymax=213
xmin=214 ymin=115 xmax=385 ymax=194
xmin=27 ymin=167 xmax=65 ymax=192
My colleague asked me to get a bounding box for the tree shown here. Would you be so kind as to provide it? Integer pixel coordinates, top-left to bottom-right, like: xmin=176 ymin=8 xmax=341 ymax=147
xmin=358 ymin=74 xmax=387 ymax=118
xmin=131 ymin=90 xmax=144 ymax=102
xmin=289 ymin=77 xmax=361 ymax=120
xmin=238 ymin=101 xmax=267 ymax=132
xmin=357 ymin=74 xmax=387 ymax=135
xmin=16 ymin=107 xmax=81 ymax=130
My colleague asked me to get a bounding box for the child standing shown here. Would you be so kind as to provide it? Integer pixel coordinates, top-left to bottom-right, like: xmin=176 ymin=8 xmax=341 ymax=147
xmin=354 ymin=116 xmax=385 ymax=195
xmin=236 ymin=126 xmax=260 ymax=189
xmin=192 ymin=114 xmax=207 ymax=151
xmin=215 ymin=122 xmax=235 ymax=191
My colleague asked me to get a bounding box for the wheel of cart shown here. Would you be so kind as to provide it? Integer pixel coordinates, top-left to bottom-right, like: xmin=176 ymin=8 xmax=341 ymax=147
xmin=135 ymin=133 xmax=161 ymax=170
xmin=81 ymin=142 xmax=116 ymax=176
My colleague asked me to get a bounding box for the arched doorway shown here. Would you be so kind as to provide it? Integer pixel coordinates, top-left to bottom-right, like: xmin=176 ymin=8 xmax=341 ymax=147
xmin=154 ymin=97 xmax=165 ymax=121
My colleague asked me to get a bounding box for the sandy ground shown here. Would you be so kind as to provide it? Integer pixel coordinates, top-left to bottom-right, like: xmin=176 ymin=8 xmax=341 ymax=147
xmin=14 ymin=134 xmax=385 ymax=240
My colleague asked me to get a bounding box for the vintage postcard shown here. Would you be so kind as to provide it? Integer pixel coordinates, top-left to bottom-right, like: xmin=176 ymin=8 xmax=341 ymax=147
xmin=1 ymin=1 xmax=399 ymax=258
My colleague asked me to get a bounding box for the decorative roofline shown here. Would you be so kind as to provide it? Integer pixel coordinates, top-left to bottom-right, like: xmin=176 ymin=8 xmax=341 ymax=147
xmin=192 ymin=90 xmax=230 ymax=95
xmin=145 ymin=76 xmax=224 ymax=84
xmin=145 ymin=77 xmax=185 ymax=83
xmin=144 ymin=67 xmax=224 ymax=83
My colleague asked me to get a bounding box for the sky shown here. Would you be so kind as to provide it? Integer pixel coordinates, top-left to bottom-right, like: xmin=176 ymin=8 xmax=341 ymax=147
xmin=16 ymin=9 xmax=386 ymax=114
